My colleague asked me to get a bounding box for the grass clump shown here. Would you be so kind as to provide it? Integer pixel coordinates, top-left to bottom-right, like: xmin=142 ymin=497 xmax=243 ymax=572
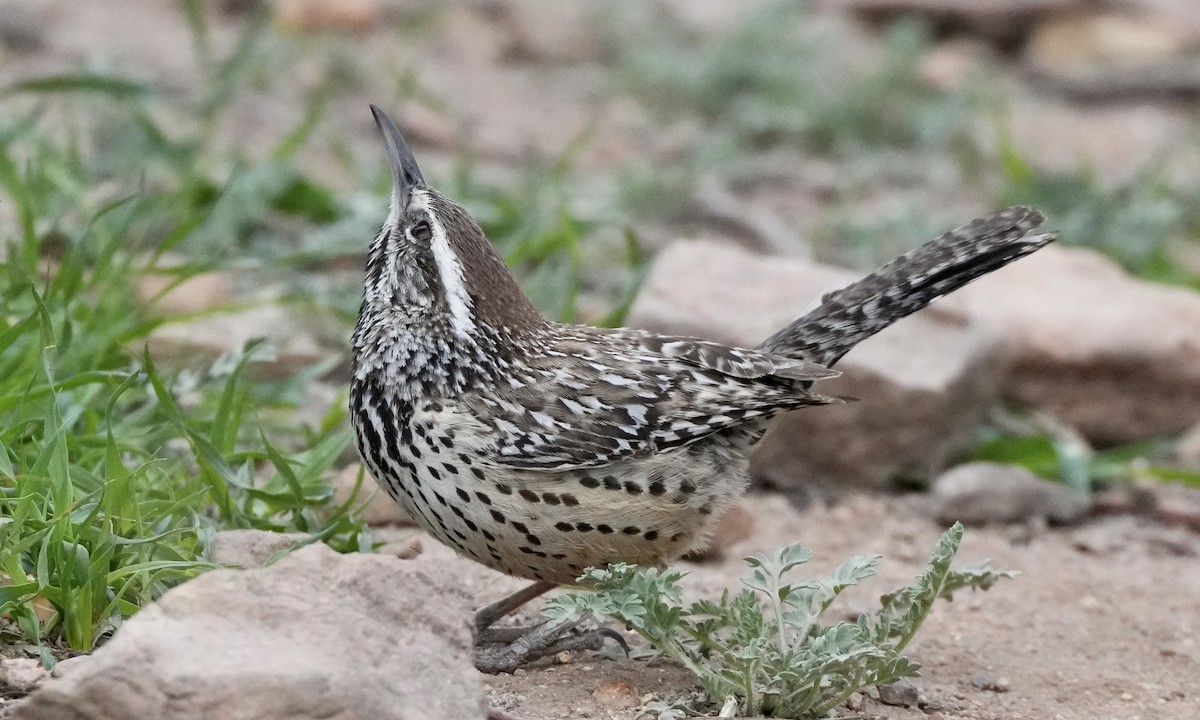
xmin=547 ymin=522 xmax=1011 ymax=718
xmin=0 ymin=191 xmax=365 ymax=655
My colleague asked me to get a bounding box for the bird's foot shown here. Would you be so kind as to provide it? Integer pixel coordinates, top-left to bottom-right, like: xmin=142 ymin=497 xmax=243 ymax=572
xmin=474 ymin=619 xmax=628 ymax=674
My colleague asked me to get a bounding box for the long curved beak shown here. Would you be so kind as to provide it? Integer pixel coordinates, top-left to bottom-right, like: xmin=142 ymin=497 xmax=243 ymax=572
xmin=370 ymin=104 xmax=425 ymax=210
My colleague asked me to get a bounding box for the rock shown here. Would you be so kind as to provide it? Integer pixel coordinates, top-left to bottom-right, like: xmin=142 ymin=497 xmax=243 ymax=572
xmin=592 ymin=681 xmax=638 ymax=708
xmin=1153 ymin=483 xmax=1200 ymax=533
xmin=273 ymin=0 xmax=385 ymax=33
xmin=378 ymin=532 xmax=423 ymax=560
xmin=1000 ymin=95 xmax=1191 ymax=180
xmin=0 ymin=658 xmax=49 ymax=696
xmin=929 ymin=462 xmax=1090 ymax=525
xmin=1177 ymin=422 xmax=1200 ymax=469
xmin=329 ymin=464 xmax=415 ymax=527
xmin=209 ymin=529 xmax=303 ymax=567
xmin=135 ymin=257 xmax=235 ymax=317
xmin=145 ymin=305 xmax=334 ymax=378
xmin=498 ymin=0 xmax=607 ymax=65
xmin=1025 ymin=9 xmax=1200 ymax=99
xmin=627 ymin=239 xmax=1007 ymax=492
xmin=919 ymin=38 xmax=994 ymax=92
xmin=1028 ymin=10 xmax=1188 ymax=67
xmin=877 ymin=678 xmax=919 ymax=707
xmin=11 ymin=544 xmax=487 ymax=720
xmin=971 ymin=674 xmax=1011 ymax=693
xmin=834 ymin=0 xmax=1084 ymax=45
xmin=950 ymin=245 xmax=1200 ymax=444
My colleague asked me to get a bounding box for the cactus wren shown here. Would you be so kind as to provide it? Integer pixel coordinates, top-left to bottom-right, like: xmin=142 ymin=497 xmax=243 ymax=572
xmin=351 ymin=106 xmax=1054 ymax=670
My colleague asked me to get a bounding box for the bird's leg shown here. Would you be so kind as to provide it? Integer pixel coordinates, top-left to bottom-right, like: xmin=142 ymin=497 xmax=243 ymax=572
xmin=473 ymin=581 xmax=628 ymax=674
xmin=474 ymin=581 xmax=556 ymax=636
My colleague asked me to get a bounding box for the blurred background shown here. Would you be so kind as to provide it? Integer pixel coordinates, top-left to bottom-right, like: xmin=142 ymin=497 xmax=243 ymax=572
xmin=3 ymin=0 xmax=1200 ymax=680
xmin=4 ymin=0 xmax=1200 ymax=324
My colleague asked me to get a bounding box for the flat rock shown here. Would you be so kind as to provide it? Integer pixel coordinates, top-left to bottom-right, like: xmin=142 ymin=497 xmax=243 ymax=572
xmin=834 ymin=0 xmax=1084 ymax=44
xmin=497 ymin=0 xmax=607 ymax=64
xmin=929 ymin=462 xmax=1091 ymax=526
xmin=1177 ymin=422 xmax=1200 ymax=469
xmin=145 ymin=305 xmax=335 ymax=378
xmin=627 ymin=238 xmax=1007 ymax=492
xmin=0 ymin=657 xmax=49 ymax=697
xmin=11 ymin=544 xmax=487 ymax=720
xmin=209 ymin=529 xmax=304 ymax=568
xmin=949 ymin=245 xmax=1200 ymax=443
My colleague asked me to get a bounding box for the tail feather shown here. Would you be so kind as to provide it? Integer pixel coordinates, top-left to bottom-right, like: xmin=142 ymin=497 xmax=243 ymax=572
xmin=759 ymin=206 xmax=1054 ymax=367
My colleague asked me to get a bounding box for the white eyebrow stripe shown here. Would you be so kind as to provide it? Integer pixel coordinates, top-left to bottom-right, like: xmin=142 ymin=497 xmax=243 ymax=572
xmin=409 ymin=190 xmax=474 ymax=338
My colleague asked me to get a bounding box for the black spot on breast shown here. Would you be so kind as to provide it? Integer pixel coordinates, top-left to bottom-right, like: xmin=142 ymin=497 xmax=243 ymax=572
xmin=649 ymin=480 xmax=666 ymax=496
xmin=622 ymin=526 xmax=640 ymax=535
xmin=623 ymin=481 xmax=643 ymax=495
xmin=458 ymin=453 xmax=473 ymax=465
xmin=518 ymin=489 xmax=540 ymax=503
xmin=597 ymin=524 xmax=613 ymax=534
xmin=579 ymin=476 xmax=600 ymax=489
xmin=482 ymin=529 xmax=497 ymax=542
xmin=575 ymin=522 xmax=593 ymax=532
xmin=511 ymin=521 xmax=529 ymax=534
xmin=560 ymin=494 xmax=579 ymax=506
xmin=643 ymin=530 xmax=659 ymax=541
xmin=542 ymin=492 xmax=560 ymax=505
xmin=442 ymin=462 xmax=459 ymax=475
xmin=463 ymin=518 xmax=479 ymax=532
xmin=474 ymin=492 xmax=492 ymax=505
xmin=496 ymin=484 xmax=513 ymax=495
xmin=555 ymin=521 xmax=573 ymax=532
xmin=471 ymin=467 xmax=486 ymax=480
xmin=455 ymin=488 xmax=470 ymax=503
xmin=519 ymin=546 xmax=547 ymax=558
xmin=490 ymin=509 xmax=506 ymax=524
xmin=603 ymin=476 xmax=621 ymax=491
xmin=680 ymin=480 xmax=696 ymax=494
xmin=427 ymin=466 xmax=441 ymax=481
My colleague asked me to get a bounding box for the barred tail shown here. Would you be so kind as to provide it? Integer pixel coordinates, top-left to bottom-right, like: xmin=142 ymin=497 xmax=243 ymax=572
xmin=759 ymin=206 xmax=1054 ymax=367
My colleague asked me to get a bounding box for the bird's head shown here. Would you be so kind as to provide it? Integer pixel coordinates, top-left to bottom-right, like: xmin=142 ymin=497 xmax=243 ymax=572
xmin=353 ymin=106 xmax=543 ymax=391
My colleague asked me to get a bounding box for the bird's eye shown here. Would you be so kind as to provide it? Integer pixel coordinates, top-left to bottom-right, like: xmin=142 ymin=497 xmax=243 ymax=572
xmin=410 ymin=220 xmax=433 ymax=243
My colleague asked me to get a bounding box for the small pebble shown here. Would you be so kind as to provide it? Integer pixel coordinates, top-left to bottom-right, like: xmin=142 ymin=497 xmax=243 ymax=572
xmin=972 ymin=674 xmax=1011 ymax=693
xmin=878 ymin=679 xmax=919 ymax=707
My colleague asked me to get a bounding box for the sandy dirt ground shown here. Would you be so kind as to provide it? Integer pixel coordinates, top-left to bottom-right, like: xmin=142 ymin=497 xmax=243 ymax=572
xmin=483 ymin=494 xmax=1199 ymax=720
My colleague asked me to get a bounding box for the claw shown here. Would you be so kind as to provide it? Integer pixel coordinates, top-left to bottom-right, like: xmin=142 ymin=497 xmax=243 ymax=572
xmin=475 ymin=620 xmax=630 ymax=673
xmin=595 ymin=627 xmax=630 ymax=657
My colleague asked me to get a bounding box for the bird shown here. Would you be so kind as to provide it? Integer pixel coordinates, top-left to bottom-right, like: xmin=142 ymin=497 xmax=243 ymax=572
xmin=350 ymin=105 xmax=1055 ymax=672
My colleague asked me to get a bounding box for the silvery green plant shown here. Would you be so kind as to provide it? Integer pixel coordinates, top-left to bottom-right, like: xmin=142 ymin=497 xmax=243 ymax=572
xmin=546 ymin=522 xmax=1012 ymax=718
